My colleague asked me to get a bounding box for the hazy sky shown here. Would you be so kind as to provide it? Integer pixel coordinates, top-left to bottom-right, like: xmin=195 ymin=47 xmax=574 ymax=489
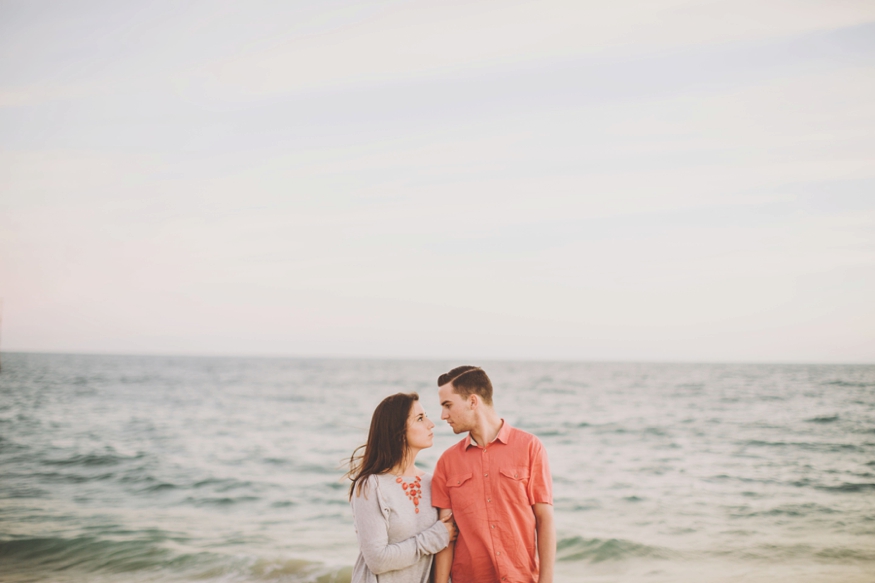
xmin=1 ymin=0 xmax=874 ymax=362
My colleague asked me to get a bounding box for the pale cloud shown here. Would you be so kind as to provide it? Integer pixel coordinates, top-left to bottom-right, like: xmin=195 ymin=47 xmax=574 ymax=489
xmin=0 ymin=0 xmax=873 ymax=362
xmin=3 ymin=0 xmax=874 ymax=107
xmin=195 ymin=0 xmax=875 ymax=100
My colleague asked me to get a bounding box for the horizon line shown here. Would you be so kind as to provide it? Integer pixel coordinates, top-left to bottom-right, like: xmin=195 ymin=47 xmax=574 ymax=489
xmin=1 ymin=349 xmax=873 ymax=367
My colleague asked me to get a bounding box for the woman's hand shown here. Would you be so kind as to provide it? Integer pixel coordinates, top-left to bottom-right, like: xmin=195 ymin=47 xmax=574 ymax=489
xmin=440 ymin=513 xmax=457 ymax=542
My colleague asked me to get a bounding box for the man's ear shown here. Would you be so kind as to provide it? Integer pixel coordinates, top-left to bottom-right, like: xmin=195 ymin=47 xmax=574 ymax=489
xmin=469 ymin=394 xmax=479 ymax=409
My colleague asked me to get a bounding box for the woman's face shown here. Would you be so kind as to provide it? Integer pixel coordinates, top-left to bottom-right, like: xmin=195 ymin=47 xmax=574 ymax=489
xmin=406 ymin=401 xmax=435 ymax=450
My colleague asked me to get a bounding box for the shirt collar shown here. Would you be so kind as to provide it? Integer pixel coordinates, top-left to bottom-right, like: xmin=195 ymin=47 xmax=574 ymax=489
xmin=465 ymin=419 xmax=511 ymax=449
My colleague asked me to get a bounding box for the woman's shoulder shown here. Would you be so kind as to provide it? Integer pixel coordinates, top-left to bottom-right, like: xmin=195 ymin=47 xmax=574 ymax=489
xmin=351 ymin=473 xmax=389 ymax=499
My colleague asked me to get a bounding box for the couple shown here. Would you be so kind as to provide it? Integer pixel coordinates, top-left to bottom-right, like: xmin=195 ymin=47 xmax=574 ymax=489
xmin=347 ymin=366 xmax=555 ymax=583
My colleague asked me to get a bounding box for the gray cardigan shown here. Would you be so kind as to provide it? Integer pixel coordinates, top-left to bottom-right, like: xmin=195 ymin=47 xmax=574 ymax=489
xmin=351 ymin=473 xmax=450 ymax=583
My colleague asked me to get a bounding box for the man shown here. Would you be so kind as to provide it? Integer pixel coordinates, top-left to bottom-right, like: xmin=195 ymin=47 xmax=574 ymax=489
xmin=431 ymin=366 xmax=555 ymax=583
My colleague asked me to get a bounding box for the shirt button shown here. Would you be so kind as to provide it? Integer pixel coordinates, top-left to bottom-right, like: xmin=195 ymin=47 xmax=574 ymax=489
xmin=487 ymin=498 xmax=491 ymax=502
xmin=497 ymin=551 xmax=501 ymax=556
xmin=484 ymin=473 xmax=488 ymax=477
xmin=491 ymin=524 xmax=495 ymax=529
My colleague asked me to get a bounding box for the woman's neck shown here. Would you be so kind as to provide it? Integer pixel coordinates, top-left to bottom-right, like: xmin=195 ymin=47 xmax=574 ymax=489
xmin=390 ymin=449 xmax=420 ymax=476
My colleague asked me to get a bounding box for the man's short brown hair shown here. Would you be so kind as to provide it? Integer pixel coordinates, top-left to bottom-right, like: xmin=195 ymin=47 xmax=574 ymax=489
xmin=437 ymin=365 xmax=493 ymax=406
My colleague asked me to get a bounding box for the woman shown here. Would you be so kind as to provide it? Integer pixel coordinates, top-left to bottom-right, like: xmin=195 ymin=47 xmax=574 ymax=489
xmin=347 ymin=392 xmax=456 ymax=583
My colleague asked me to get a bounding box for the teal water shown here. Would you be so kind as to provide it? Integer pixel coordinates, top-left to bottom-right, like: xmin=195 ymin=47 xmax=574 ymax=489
xmin=1 ymin=353 xmax=874 ymax=582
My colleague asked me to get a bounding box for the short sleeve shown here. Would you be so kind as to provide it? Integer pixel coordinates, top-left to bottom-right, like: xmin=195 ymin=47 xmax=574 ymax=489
xmin=527 ymin=437 xmax=553 ymax=505
xmin=431 ymin=454 xmax=451 ymax=509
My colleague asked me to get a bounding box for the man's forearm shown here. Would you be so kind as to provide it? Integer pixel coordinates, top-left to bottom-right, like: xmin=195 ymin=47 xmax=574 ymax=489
xmin=434 ymin=508 xmax=454 ymax=583
xmin=534 ymin=503 xmax=556 ymax=583
xmin=433 ymin=543 xmax=454 ymax=583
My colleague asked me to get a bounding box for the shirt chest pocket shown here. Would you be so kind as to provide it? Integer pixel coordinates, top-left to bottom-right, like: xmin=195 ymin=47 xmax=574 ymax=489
xmin=499 ymin=466 xmax=530 ymax=503
xmin=446 ymin=473 xmax=476 ymax=514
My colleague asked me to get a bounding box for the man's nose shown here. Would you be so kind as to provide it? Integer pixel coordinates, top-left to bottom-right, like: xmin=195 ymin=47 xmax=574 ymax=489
xmin=441 ymin=409 xmax=449 ymax=420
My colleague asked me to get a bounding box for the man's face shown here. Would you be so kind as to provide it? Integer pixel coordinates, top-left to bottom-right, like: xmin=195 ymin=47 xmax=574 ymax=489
xmin=439 ymin=383 xmax=475 ymax=434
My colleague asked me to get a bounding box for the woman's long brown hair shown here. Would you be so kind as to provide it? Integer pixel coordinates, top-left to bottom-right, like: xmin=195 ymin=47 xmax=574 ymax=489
xmin=347 ymin=392 xmax=418 ymax=499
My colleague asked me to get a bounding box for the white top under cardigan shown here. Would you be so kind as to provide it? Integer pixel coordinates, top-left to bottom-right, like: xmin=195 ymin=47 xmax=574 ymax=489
xmin=350 ymin=473 xmax=450 ymax=583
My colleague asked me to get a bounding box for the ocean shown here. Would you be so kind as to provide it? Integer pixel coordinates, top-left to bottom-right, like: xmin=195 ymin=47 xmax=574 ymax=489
xmin=1 ymin=353 xmax=873 ymax=582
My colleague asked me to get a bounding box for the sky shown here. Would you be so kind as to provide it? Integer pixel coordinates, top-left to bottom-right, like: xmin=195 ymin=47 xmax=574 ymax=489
xmin=1 ymin=0 xmax=874 ymax=363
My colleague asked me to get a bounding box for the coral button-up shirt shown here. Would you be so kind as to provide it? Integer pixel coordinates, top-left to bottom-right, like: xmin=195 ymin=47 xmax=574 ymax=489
xmin=432 ymin=421 xmax=553 ymax=583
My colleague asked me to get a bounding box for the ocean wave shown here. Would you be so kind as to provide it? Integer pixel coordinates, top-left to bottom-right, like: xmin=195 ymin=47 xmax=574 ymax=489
xmin=294 ymin=462 xmax=340 ymax=475
xmin=264 ymin=456 xmax=292 ymax=465
xmin=806 ymin=414 xmax=839 ymax=423
xmin=557 ymin=499 xmax=601 ymax=512
xmin=816 ymin=482 xmax=875 ymax=494
xmin=730 ymin=543 xmax=875 ymax=563
xmin=531 ymin=429 xmax=563 ymax=436
xmin=183 ymin=495 xmax=261 ymax=506
xmin=0 ymin=535 xmax=350 ymax=582
xmin=123 ymin=474 xmax=267 ymax=496
xmin=28 ymin=470 xmax=116 ymax=484
xmin=732 ymin=502 xmax=838 ymax=518
xmin=0 ymin=485 xmax=50 ymax=498
xmin=260 ymin=460 xmax=339 ymax=475
xmin=541 ymin=387 xmax=576 ymax=395
xmin=564 ymin=421 xmax=591 ymax=428
xmin=741 ymin=440 xmax=861 ymax=453
xmin=557 ymin=536 xmax=672 ymax=562
xmin=0 ymin=436 xmax=27 ymax=454
xmin=643 ymin=426 xmax=669 ymax=436
xmin=815 ymin=547 xmax=875 ymax=561
xmin=139 ymin=481 xmax=180 ymax=493
xmin=248 ymin=557 xmax=349 ymax=580
xmin=42 ymin=451 xmax=144 ymax=467
xmin=707 ymin=474 xmax=780 ymax=486
xmin=0 ymin=535 xmax=177 ymax=574
xmin=0 ymin=534 xmax=354 ymax=582
xmin=733 ymin=542 xmax=816 ymax=561
xmin=193 ymin=477 xmax=256 ymax=492
xmin=823 ymin=380 xmax=874 ymax=388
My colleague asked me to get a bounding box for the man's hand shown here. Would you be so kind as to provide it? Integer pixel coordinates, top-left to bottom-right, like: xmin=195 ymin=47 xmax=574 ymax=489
xmin=533 ymin=503 xmax=556 ymax=583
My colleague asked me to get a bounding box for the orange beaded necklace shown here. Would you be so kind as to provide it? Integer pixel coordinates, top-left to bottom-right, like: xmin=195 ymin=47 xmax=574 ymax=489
xmin=395 ymin=475 xmax=423 ymax=513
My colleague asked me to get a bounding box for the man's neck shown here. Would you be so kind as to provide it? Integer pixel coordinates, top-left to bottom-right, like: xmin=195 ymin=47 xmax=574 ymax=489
xmin=469 ymin=412 xmax=503 ymax=447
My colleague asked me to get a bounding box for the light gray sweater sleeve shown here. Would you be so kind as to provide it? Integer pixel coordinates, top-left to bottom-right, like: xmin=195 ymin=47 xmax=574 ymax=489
xmin=351 ymin=478 xmax=450 ymax=575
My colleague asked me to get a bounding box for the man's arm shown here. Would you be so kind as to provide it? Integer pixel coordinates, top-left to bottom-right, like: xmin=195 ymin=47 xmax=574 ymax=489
xmin=433 ymin=508 xmax=454 ymax=583
xmin=533 ymin=503 xmax=556 ymax=583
